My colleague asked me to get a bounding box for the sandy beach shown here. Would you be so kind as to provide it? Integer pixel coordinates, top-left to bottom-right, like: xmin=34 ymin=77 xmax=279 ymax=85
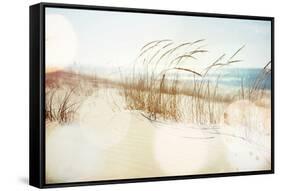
xmin=46 ymin=87 xmax=271 ymax=183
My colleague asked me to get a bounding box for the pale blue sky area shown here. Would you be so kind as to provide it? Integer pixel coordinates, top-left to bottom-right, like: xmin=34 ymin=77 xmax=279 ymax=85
xmin=46 ymin=7 xmax=271 ymax=71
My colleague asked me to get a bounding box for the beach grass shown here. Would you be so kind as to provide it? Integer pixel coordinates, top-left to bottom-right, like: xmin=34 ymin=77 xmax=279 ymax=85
xmin=118 ymin=40 xmax=251 ymax=124
xmin=45 ymin=71 xmax=98 ymax=124
xmin=45 ymin=39 xmax=271 ymax=126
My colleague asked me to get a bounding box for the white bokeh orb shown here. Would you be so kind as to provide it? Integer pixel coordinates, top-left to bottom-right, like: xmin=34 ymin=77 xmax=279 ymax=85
xmin=46 ymin=14 xmax=78 ymax=69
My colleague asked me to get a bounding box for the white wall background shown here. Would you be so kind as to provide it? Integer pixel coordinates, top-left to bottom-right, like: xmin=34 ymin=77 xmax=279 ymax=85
xmin=0 ymin=0 xmax=279 ymax=190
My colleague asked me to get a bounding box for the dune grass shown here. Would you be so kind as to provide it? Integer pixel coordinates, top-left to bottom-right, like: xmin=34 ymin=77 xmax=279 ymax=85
xmin=45 ymin=39 xmax=271 ymax=126
xmin=120 ymin=39 xmax=205 ymax=121
xmin=119 ymin=39 xmax=248 ymax=123
xmin=45 ymin=72 xmax=98 ymax=124
xmin=189 ymin=46 xmax=246 ymax=124
xmin=45 ymin=87 xmax=81 ymax=123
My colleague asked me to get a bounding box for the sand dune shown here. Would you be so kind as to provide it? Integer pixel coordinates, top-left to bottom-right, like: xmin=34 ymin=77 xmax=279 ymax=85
xmin=46 ymin=88 xmax=271 ymax=183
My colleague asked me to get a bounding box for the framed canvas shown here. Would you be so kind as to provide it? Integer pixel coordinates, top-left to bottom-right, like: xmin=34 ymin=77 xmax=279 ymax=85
xmin=29 ymin=2 xmax=274 ymax=188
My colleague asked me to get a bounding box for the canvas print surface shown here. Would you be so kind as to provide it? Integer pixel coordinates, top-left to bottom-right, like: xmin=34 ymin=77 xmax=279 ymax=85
xmin=45 ymin=7 xmax=272 ymax=184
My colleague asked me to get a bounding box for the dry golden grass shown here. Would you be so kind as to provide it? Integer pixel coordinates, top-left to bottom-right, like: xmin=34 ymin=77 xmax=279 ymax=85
xmin=45 ymin=71 xmax=98 ymax=124
xmin=118 ymin=39 xmax=270 ymax=124
xmin=120 ymin=74 xmax=182 ymax=121
xmin=45 ymin=39 xmax=271 ymax=126
xmin=45 ymin=87 xmax=81 ymax=123
xmin=119 ymin=39 xmax=208 ymax=121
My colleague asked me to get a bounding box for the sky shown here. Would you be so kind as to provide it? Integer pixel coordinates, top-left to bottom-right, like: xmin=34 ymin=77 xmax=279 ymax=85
xmin=45 ymin=7 xmax=271 ymax=73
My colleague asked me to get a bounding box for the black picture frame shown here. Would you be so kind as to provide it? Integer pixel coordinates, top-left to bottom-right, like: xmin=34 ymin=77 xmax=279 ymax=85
xmin=30 ymin=2 xmax=275 ymax=189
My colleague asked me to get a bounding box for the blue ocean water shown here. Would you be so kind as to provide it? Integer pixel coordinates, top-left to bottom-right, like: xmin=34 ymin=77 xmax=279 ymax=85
xmin=207 ymin=68 xmax=271 ymax=90
xmin=168 ymin=68 xmax=272 ymax=90
xmin=82 ymin=65 xmax=272 ymax=90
